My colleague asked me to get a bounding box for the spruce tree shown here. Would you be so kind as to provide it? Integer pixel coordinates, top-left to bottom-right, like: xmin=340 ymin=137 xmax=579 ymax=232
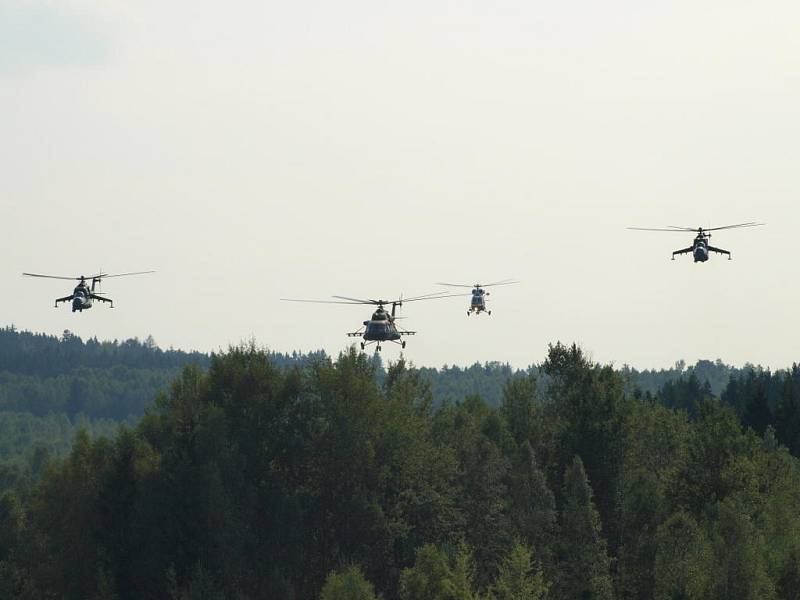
xmin=557 ymin=456 xmax=614 ymax=600
xmin=507 ymin=441 xmax=557 ymax=565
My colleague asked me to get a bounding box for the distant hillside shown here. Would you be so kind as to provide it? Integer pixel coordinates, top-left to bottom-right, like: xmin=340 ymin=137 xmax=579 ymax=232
xmin=0 ymin=326 xmax=207 ymax=420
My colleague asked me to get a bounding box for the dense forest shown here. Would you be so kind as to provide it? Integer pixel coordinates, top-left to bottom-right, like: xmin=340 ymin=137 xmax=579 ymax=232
xmin=2 ymin=329 xmax=800 ymax=598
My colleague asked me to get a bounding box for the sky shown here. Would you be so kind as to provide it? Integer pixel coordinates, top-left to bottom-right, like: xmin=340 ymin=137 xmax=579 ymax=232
xmin=2 ymin=0 xmax=799 ymax=370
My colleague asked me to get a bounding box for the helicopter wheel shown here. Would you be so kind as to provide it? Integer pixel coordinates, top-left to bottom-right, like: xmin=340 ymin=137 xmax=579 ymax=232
xmin=402 ymin=341 xmax=406 ymax=349
xmin=467 ymin=311 xmax=470 ymax=316
xmin=377 ymin=345 xmax=381 ymax=352
xmin=360 ymin=342 xmax=365 ymax=350
xmin=488 ymin=310 xmax=492 ymax=316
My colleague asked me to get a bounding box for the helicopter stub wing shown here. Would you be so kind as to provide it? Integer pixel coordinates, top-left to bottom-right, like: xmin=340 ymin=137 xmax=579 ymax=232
xmin=707 ymin=246 xmax=731 ymax=257
xmin=54 ymin=294 xmax=74 ymax=305
xmin=672 ymin=247 xmax=694 ymax=257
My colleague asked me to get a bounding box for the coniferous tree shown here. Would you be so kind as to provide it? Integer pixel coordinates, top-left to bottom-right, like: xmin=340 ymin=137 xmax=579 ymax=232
xmin=489 ymin=542 xmax=548 ymax=600
xmin=507 ymin=441 xmax=557 ymax=566
xmin=557 ymin=456 xmax=614 ymax=600
xmin=320 ymin=566 xmax=379 ymax=600
xmin=741 ymin=373 xmax=772 ymax=435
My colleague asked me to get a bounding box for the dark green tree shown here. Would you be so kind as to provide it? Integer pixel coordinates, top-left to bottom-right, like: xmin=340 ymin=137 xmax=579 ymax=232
xmin=489 ymin=542 xmax=548 ymax=600
xmin=320 ymin=566 xmax=379 ymax=600
xmin=557 ymin=456 xmax=614 ymax=600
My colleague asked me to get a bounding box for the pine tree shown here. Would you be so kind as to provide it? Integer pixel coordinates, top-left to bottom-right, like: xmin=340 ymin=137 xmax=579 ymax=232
xmin=557 ymin=456 xmax=614 ymax=600
xmin=742 ymin=373 xmax=772 ymax=435
xmin=507 ymin=442 xmax=557 ymax=565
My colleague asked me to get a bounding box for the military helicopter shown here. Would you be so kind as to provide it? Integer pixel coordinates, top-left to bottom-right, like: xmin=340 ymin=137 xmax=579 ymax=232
xmin=281 ymin=292 xmax=457 ymax=351
xmin=627 ymin=223 xmax=764 ymax=262
xmin=23 ymin=271 xmax=155 ymax=312
xmin=435 ymin=279 xmax=519 ymax=316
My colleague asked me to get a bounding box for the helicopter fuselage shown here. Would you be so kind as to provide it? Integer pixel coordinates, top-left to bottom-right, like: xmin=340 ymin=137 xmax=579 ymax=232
xmin=361 ymin=309 xmax=402 ymax=342
xmin=671 ymin=232 xmax=731 ymax=262
xmin=346 ymin=305 xmax=414 ymax=350
xmin=692 ymin=238 xmax=709 ymax=263
xmin=470 ymin=289 xmax=486 ymax=309
xmin=467 ymin=288 xmax=492 ymax=315
xmin=72 ymin=285 xmax=93 ymax=312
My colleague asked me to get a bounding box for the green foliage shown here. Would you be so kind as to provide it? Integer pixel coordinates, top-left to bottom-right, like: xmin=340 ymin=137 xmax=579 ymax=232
xmin=400 ymin=542 xmax=482 ymax=600
xmin=489 ymin=542 xmax=548 ymax=600
xmin=400 ymin=544 xmax=454 ymax=600
xmin=653 ymin=511 xmax=712 ymax=600
xmin=558 ymin=455 xmax=614 ymax=600
xmin=2 ymin=341 xmax=800 ymax=600
xmin=320 ymin=565 xmax=379 ymax=600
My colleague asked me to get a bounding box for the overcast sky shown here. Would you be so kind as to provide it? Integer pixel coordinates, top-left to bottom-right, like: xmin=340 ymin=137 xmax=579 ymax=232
xmin=2 ymin=0 xmax=799 ymax=369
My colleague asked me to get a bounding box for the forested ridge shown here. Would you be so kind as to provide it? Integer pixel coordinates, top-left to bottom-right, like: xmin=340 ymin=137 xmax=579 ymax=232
xmin=2 ymin=335 xmax=800 ymax=599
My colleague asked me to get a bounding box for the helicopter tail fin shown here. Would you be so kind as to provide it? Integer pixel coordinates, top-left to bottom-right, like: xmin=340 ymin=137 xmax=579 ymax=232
xmin=392 ymin=293 xmax=403 ymax=318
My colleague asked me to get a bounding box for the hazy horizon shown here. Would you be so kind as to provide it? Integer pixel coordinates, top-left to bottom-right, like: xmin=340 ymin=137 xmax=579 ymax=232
xmin=3 ymin=1 xmax=799 ymax=370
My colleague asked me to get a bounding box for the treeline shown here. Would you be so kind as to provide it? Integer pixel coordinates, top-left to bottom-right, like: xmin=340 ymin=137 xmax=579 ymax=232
xmin=0 ymin=327 xmax=326 ymax=420
xmin=2 ymin=344 xmax=799 ymax=599
xmin=0 ymin=327 xmax=209 ymax=377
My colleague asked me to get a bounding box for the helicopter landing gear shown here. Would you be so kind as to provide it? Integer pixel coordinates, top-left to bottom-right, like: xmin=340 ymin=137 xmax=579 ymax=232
xmin=401 ymin=341 xmax=406 ymax=349
xmin=360 ymin=342 xmax=365 ymax=350
xmin=467 ymin=310 xmax=471 ymax=316
xmin=376 ymin=344 xmax=382 ymax=352
xmin=488 ymin=310 xmax=492 ymax=315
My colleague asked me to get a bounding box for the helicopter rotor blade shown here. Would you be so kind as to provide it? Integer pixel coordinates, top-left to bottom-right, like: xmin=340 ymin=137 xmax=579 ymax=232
xmin=703 ymin=222 xmax=765 ymax=232
xmin=281 ymin=298 xmax=368 ymax=305
xmin=401 ymin=291 xmax=454 ymax=302
xmin=402 ymin=292 xmax=470 ymax=302
xmin=22 ymin=273 xmax=83 ymax=281
xmin=483 ymin=279 xmax=520 ymax=287
xmin=435 ymin=282 xmax=475 ymax=288
xmin=627 ymin=227 xmax=698 ymax=232
xmin=331 ymin=295 xmax=380 ymax=304
xmin=99 ymin=271 xmax=156 ymax=279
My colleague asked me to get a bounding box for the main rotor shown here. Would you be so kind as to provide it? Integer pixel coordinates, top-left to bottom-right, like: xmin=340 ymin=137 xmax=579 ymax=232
xmin=281 ymin=291 xmax=465 ymax=312
xmin=435 ymin=278 xmax=519 ymax=290
xmin=627 ymin=222 xmax=764 ymax=236
xmin=23 ymin=270 xmax=156 ymax=284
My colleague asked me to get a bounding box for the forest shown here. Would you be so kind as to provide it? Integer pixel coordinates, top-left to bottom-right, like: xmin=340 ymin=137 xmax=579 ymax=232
xmin=1 ymin=327 xmax=800 ymax=598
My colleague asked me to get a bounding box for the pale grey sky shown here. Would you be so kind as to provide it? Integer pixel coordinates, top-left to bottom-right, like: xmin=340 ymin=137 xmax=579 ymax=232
xmin=2 ymin=0 xmax=799 ymax=369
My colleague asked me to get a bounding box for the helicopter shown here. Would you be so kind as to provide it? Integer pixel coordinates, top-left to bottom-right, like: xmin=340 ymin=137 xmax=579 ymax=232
xmin=435 ymin=279 xmax=519 ymax=316
xmin=23 ymin=271 xmax=155 ymax=312
xmin=281 ymin=292 xmax=457 ymax=351
xmin=627 ymin=223 xmax=764 ymax=262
